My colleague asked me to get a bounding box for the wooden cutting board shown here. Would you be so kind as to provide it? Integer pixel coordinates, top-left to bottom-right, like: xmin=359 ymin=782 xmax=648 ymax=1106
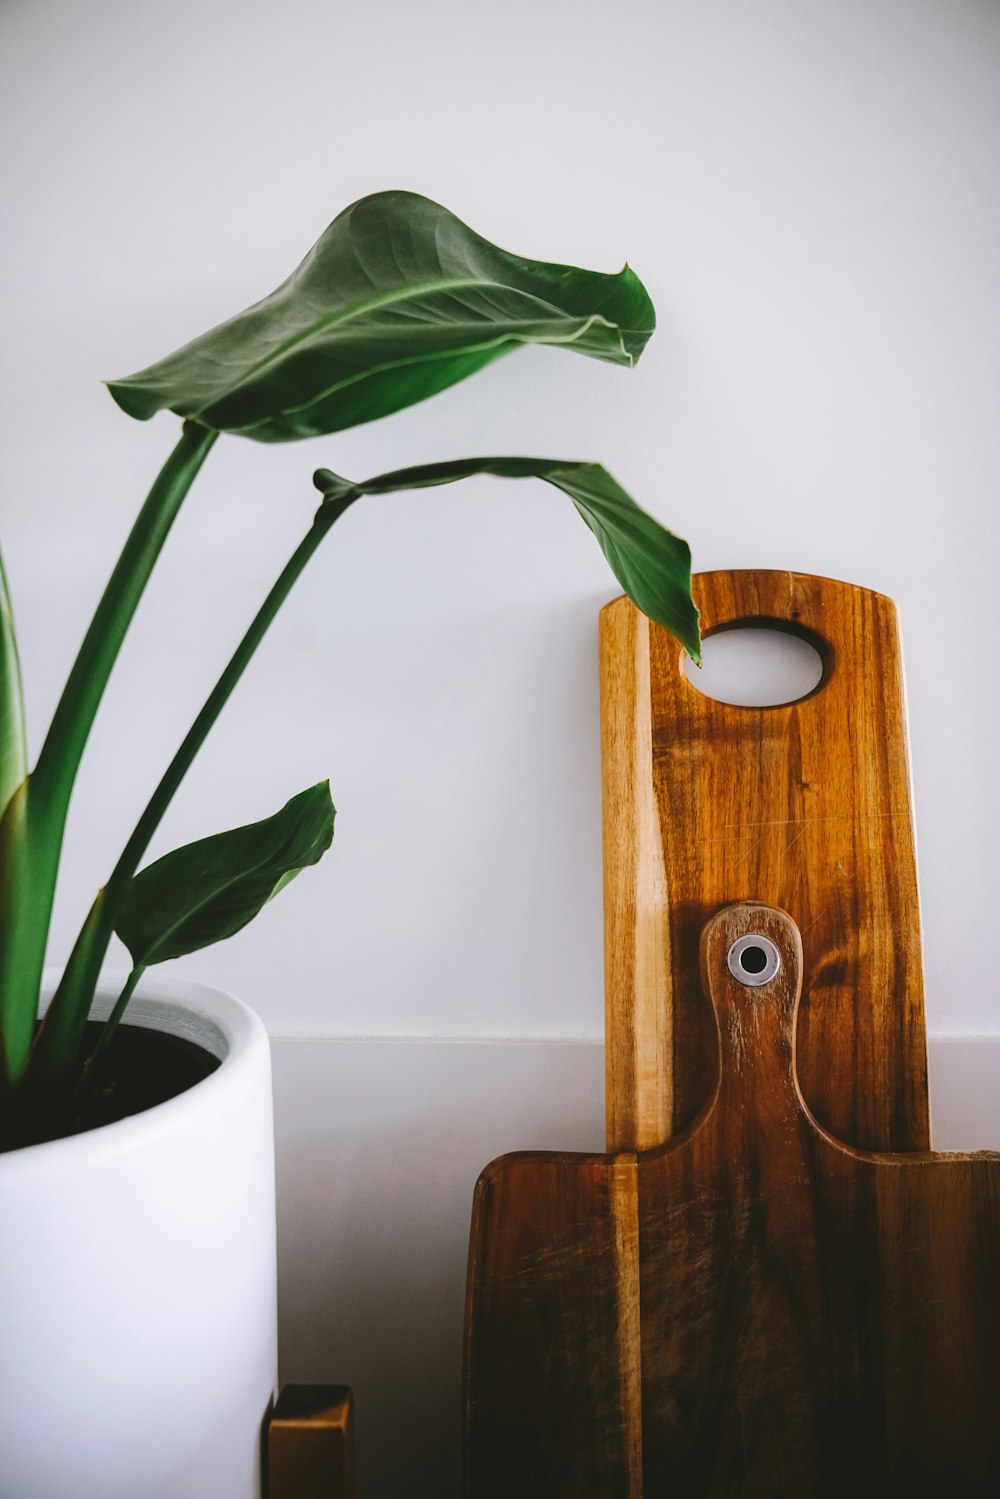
xmin=600 ymin=572 xmax=929 ymax=1153
xmin=464 ymin=903 xmax=1000 ymax=1498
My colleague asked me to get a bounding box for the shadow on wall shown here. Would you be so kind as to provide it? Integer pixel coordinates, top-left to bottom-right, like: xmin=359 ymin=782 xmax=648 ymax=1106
xmin=271 ymin=1035 xmax=605 ymax=1497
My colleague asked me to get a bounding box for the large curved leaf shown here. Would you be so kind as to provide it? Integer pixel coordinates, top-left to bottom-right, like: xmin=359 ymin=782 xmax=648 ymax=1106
xmin=114 ymin=782 xmax=334 ymax=967
xmin=313 ymin=458 xmax=700 ymax=660
xmin=107 ymin=191 xmax=655 ymax=442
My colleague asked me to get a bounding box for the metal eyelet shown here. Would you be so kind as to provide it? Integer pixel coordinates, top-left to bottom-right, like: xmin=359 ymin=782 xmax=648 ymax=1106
xmin=726 ymin=934 xmax=782 ymax=987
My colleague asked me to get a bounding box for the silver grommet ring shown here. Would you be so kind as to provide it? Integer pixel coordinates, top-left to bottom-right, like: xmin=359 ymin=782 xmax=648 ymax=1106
xmin=727 ymin=933 xmax=782 ymax=987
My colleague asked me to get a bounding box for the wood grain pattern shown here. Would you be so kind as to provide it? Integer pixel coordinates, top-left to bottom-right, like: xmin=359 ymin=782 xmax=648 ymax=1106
xmin=600 ymin=573 xmax=929 ymax=1152
xmin=267 ymin=1384 xmax=355 ymax=1499
xmin=464 ymin=904 xmax=1000 ymax=1497
xmin=600 ymin=600 xmax=673 ymax=1150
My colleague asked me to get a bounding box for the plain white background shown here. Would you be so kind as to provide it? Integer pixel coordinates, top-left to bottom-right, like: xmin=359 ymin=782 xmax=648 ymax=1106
xmin=2 ymin=2 xmax=999 ymax=1492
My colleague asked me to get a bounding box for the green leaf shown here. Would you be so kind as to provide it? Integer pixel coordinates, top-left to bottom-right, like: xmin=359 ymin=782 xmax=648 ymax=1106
xmin=114 ymin=782 xmax=335 ymax=968
xmin=106 ymin=191 xmax=655 ymax=443
xmin=0 ymin=547 xmax=26 ymax=821
xmin=313 ymin=458 xmax=701 ymax=661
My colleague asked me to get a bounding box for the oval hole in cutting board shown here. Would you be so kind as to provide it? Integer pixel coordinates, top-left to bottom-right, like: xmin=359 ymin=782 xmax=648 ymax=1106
xmin=683 ymin=625 xmax=825 ymax=707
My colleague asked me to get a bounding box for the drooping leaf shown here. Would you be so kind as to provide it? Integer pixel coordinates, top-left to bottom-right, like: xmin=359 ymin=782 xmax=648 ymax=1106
xmin=0 ymin=547 xmax=26 ymax=822
xmin=107 ymin=191 xmax=655 ymax=442
xmin=114 ymin=782 xmax=335 ymax=967
xmin=313 ymin=458 xmax=701 ymax=660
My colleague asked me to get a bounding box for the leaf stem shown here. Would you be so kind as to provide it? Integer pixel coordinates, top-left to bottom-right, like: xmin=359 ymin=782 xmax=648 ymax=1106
xmin=69 ymin=964 xmax=146 ymax=1114
xmin=34 ymin=423 xmax=218 ymax=810
xmin=0 ymin=423 xmax=217 ymax=1090
xmin=34 ymin=493 xmax=356 ymax=1083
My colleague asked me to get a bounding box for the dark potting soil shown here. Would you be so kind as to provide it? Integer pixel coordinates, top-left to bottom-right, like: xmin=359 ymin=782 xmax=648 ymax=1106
xmin=4 ymin=1022 xmax=222 ymax=1150
xmin=73 ymin=1020 xmax=221 ymax=1133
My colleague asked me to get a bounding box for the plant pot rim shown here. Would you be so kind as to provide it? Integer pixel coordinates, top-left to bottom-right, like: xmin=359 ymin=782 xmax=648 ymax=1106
xmin=2 ymin=968 xmax=268 ymax=1170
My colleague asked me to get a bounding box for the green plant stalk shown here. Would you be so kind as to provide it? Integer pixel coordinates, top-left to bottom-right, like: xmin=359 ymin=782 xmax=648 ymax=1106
xmin=33 ymin=493 xmax=355 ymax=1086
xmin=0 ymin=423 xmax=217 ymax=1088
xmin=69 ymin=963 xmax=146 ymax=1114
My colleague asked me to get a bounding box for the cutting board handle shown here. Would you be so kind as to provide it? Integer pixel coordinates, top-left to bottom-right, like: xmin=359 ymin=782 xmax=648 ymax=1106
xmin=699 ymin=902 xmax=805 ymax=1133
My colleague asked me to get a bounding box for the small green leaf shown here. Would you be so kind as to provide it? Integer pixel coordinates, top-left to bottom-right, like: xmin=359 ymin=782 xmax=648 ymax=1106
xmin=106 ymin=191 xmax=655 ymax=442
xmin=114 ymin=782 xmax=335 ymax=967
xmin=313 ymin=458 xmax=700 ymax=660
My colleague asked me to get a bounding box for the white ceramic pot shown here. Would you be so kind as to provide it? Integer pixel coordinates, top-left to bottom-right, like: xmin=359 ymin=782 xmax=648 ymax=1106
xmin=0 ymin=973 xmax=278 ymax=1499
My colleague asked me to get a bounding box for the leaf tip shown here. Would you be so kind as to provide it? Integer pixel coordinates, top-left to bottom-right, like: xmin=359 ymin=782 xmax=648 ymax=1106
xmin=104 ymin=378 xmax=142 ymax=420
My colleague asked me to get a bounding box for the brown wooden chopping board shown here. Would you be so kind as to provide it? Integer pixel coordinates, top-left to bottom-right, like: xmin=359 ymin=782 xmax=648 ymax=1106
xmin=464 ymin=902 xmax=1000 ymax=1498
xmin=600 ymin=572 xmax=929 ymax=1153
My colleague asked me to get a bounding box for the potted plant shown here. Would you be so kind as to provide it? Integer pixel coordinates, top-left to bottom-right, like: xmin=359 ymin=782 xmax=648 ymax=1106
xmin=0 ymin=190 xmax=700 ymax=1499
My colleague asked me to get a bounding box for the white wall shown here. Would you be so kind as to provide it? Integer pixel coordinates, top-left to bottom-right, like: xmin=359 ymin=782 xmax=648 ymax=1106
xmin=2 ymin=2 xmax=999 ymax=1492
xmin=2 ymin=0 xmax=998 ymax=1039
